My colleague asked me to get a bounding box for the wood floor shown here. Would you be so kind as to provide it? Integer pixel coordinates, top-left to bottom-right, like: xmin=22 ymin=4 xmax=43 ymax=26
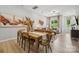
xmin=0 ymin=33 xmax=79 ymax=53
xmin=0 ymin=39 xmax=25 ymax=53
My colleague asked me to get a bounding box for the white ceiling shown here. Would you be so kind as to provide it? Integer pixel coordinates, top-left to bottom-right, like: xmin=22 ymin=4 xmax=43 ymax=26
xmin=0 ymin=5 xmax=79 ymax=17
xmin=23 ymin=5 xmax=79 ymax=16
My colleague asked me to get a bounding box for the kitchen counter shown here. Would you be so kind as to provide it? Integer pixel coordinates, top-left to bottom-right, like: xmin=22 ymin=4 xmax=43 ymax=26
xmin=0 ymin=26 xmax=26 ymax=41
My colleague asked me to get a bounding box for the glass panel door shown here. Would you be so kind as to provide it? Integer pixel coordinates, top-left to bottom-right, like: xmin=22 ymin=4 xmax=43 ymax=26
xmin=50 ymin=16 xmax=59 ymax=33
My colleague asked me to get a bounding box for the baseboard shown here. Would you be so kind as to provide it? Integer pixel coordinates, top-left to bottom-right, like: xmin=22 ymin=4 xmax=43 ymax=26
xmin=0 ymin=37 xmax=17 ymax=42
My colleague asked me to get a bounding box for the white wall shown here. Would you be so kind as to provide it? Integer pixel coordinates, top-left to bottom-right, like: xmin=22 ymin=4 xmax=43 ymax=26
xmin=31 ymin=12 xmax=47 ymax=29
xmin=0 ymin=5 xmax=32 ymax=40
xmin=0 ymin=5 xmax=32 ymax=17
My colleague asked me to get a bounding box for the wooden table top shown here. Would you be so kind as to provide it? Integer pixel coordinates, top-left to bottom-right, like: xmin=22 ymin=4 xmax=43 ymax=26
xmin=22 ymin=31 xmax=43 ymax=40
xmin=29 ymin=31 xmax=47 ymax=36
xmin=29 ymin=32 xmax=42 ymax=39
xmin=22 ymin=31 xmax=55 ymax=40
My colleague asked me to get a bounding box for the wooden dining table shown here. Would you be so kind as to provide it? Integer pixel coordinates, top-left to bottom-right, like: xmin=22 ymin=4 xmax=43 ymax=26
xmin=22 ymin=31 xmax=48 ymax=52
xmin=21 ymin=30 xmax=55 ymax=52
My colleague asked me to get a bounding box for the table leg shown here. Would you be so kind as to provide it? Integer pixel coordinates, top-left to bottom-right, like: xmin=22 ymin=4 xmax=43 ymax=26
xmin=28 ymin=39 xmax=30 ymax=53
xmin=35 ymin=39 xmax=39 ymax=53
xmin=17 ymin=33 xmax=19 ymax=43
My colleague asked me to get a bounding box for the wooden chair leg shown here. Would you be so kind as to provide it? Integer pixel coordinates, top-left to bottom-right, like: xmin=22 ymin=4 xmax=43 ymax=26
xmin=18 ymin=39 xmax=21 ymax=45
xmin=49 ymin=45 xmax=52 ymax=52
xmin=17 ymin=33 xmax=19 ymax=43
xmin=42 ymin=46 xmax=44 ymax=53
xmin=17 ymin=33 xmax=20 ymax=44
xmin=17 ymin=35 xmax=21 ymax=46
xmin=17 ymin=37 xmax=19 ymax=43
xmin=21 ymin=39 xmax=24 ymax=48
xmin=28 ymin=39 xmax=30 ymax=53
xmin=19 ymin=37 xmax=21 ymax=45
xmin=24 ymin=40 xmax=26 ymax=51
xmin=45 ymin=46 xmax=47 ymax=53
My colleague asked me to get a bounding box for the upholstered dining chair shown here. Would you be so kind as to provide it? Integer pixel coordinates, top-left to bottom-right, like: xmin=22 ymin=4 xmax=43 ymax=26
xmin=39 ymin=32 xmax=55 ymax=53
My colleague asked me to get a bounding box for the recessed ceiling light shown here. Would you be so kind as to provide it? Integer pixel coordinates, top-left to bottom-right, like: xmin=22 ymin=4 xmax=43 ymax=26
xmin=32 ymin=6 xmax=38 ymax=9
xmin=50 ymin=10 xmax=59 ymax=14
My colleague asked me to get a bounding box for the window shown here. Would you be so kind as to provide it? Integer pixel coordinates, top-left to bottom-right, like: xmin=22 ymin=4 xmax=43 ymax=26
xmin=50 ymin=16 xmax=59 ymax=30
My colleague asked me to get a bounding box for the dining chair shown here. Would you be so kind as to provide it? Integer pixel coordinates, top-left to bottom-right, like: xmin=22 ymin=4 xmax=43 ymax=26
xmin=21 ymin=32 xmax=30 ymax=52
xmin=17 ymin=29 xmax=25 ymax=46
xmin=21 ymin=33 xmax=35 ymax=52
xmin=39 ymin=33 xmax=55 ymax=53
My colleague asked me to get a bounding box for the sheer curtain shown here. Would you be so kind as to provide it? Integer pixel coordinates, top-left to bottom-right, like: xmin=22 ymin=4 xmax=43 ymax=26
xmin=62 ymin=15 xmax=77 ymax=33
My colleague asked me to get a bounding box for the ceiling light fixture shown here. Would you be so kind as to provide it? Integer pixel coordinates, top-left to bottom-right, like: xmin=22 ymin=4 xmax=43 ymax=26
xmin=32 ymin=6 xmax=38 ymax=9
xmin=50 ymin=10 xmax=59 ymax=14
